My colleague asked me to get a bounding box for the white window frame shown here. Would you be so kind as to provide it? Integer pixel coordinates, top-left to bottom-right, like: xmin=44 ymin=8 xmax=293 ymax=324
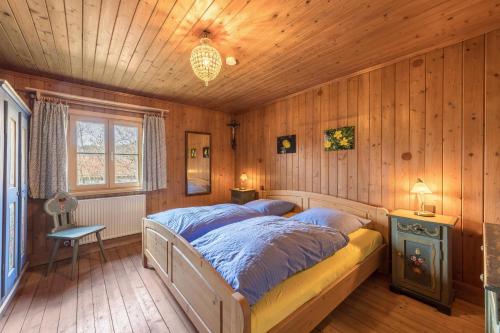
xmin=67 ymin=110 xmax=143 ymax=195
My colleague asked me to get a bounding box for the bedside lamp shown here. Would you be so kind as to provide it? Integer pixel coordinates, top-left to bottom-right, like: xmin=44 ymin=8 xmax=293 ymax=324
xmin=239 ymin=173 xmax=248 ymax=190
xmin=411 ymin=178 xmax=434 ymax=217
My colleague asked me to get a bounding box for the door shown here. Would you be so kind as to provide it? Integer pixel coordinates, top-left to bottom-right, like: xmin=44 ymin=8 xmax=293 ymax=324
xmin=18 ymin=112 xmax=28 ymax=269
xmin=394 ymin=231 xmax=441 ymax=300
xmin=3 ymin=99 xmax=19 ymax=294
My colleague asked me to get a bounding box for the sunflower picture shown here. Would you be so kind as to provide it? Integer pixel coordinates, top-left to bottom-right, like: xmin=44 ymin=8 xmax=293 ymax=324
xmin=324 ymin=126 xmax=355 ymax=151
xmin=277 ymin=135 xmax=296 ymax=154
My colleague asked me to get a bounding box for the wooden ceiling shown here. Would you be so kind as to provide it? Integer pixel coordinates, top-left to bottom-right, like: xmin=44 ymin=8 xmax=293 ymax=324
xmin=0 ymin=0 xmax=499 ymax=112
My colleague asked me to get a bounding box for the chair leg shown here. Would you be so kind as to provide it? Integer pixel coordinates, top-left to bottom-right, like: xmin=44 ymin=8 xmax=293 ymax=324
xmin=46 ymin=239 xmax=61 ymax=276
xmin=71 ymin=240 xmax=79 ymax=280
xmin=96 ymin=232 xmax=107 ymax=262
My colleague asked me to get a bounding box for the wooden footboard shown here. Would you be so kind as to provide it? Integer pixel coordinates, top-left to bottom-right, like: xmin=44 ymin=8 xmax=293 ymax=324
xmin=142 ymin=218 xmax=250 ymax=333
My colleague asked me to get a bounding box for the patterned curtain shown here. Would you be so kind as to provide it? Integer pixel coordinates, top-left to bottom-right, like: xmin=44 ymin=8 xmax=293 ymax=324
xmin=143 ymin=114 xmax=167 ymax=191
xmin=28 ymin=100 xmax=69 ymax=199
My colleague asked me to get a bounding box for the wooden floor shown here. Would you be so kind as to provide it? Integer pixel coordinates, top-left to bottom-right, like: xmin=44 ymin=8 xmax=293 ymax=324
xmin=0 ymin=242 xmax=484 ymax=333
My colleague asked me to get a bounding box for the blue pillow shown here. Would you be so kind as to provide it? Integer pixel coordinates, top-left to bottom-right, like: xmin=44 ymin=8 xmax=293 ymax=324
xmin=292 ymin=207 xmax=370 ymax=235
xmin=244 ymin=199 xmax=295 ymax=216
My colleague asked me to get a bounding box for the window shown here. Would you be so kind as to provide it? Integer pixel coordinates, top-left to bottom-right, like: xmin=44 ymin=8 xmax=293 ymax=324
xmin=68 ymin=111 xmax=143 ymax=194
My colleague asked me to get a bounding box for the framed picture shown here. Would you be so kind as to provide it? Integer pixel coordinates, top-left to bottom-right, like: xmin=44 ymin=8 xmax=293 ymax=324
xmin=203 ymin=146 xmax=210 ymax=158
xmin=190 ymin=148 xmax=197 ymax=158
xmin=324 ymin=126 xmax=355 ymax=151
xmin=277 ymin=135 xmax=296 ymax=154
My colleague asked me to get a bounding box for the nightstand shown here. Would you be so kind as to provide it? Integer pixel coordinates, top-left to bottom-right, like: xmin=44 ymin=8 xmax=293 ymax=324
xmin=389 ymin=209 xmax=458 ymax=315
xmin=230 ymin=188 xmax=255 ymax=204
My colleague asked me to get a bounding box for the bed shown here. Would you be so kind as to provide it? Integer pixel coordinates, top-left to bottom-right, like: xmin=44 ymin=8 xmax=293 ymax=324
xmin=142 ymin=190 xmax=389 ymax=333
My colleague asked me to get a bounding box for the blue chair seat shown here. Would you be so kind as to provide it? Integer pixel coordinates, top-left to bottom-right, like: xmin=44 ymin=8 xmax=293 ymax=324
xmin=47 ymin=225 xmax=106 ymax=240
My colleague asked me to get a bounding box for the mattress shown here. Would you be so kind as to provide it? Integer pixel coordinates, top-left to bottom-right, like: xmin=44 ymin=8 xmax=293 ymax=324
xmin=250 ymin=228 xmax=383 ymax=333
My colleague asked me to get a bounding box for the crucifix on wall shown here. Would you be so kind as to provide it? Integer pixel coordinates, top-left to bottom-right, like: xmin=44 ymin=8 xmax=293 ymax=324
xmin=226 ymin=120 xmax=240 ymax=150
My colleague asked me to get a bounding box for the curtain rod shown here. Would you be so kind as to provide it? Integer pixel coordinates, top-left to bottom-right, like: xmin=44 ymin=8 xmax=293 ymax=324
xmin=24 ymin=87 xmax=169 ymax=117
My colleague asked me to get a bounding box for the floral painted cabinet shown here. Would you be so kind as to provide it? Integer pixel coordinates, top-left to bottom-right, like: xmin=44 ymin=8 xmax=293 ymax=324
xmin=389 ymin=209 xmax=458 ymax=315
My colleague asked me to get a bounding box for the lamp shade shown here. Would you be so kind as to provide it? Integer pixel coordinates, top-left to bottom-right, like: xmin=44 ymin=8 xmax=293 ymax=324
xmin=240 ymin=173 xmax=248 ymax=182
xmin=410 ymin=178 xmax=432 ymax=194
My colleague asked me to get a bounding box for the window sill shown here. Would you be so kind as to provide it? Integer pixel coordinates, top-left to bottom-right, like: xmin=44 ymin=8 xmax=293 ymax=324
xmin=70 ymin=188 xmax=146 ymax=200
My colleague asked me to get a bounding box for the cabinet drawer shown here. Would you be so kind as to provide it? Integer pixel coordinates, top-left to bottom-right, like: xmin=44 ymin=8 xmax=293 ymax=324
xmin=395 ymin=217 xmax=442 ymax=240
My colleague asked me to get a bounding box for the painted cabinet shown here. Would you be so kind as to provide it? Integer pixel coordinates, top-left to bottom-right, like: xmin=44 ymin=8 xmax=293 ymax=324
xmin=389 ymin=209 xmax=458 ymax=315
xmin=0 ymin=80 xmax=30 ymax=303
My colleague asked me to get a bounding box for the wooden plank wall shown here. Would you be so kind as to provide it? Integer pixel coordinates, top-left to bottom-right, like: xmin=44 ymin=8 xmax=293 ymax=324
xmin=234 ymin=30 xmax=500 ymax=301
xmin=0 ymin=69 xmax=235 ymax=266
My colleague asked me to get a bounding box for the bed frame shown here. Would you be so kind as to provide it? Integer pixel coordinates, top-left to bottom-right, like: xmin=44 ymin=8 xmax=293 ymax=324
xmin=142 ymin=190 xmax=389 ymax=333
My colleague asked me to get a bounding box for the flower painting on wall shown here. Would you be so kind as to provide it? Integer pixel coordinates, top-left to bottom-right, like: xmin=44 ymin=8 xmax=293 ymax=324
xmin=277 ymin=135 xmax=296 ymax=154
xmin=324 ymin=126 xmax=355 ymax=151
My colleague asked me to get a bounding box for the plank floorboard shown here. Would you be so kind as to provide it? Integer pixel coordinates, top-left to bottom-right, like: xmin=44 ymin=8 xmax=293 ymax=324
xmin=89 ymin=252 xmax=113 ymax=332
xmin=39 ymin=262 xmax=67 ymax=332
xmin=57 ymin=260 xmax=78 ymax=333
xmin=1 ymin=242 xmax=484 ymax=333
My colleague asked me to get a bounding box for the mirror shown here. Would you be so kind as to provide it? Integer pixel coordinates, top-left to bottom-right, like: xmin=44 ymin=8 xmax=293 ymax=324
xmin=185 ymin=131 xmax=211 ymax=196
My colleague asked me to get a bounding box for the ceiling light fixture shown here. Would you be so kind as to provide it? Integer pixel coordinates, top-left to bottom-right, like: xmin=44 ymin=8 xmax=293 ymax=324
xmin=190 ymin=31 xmax=222 ymax=87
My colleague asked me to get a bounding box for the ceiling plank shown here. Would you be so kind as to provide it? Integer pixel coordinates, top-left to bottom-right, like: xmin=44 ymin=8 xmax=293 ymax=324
xmin=82 ymin=0 xmax=101 ymax=81
xmin=4 ymin=0 xmax=50 ymax=70
xmin=110 ymin=0 xmax=175 ymax=86
xmin=0 ymin=0 xmax=39 ymax=69
xmin=0 ymin=22 xmax=24 ymax=68
xmin=26 ymin=0 xmax=63 ymax=75
xmin=117 ymin=0 xmax=195 ymax=88
xmin=93 ymin=0 xmax=120 ymax=79
xmin=45 ymin=0 xmax=72 ymax=75
xmin=101 ymin=0 xmax=141 ymax=83
xmin=65 ymin=0 xmax=83 ymax=79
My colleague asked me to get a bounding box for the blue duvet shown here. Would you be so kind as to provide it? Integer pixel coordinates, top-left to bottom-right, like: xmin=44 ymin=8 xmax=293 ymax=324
xmin=192 ymin=216 xmax=349 ymax=305
xmin=147 ymin=204 xmax=261 ymax=241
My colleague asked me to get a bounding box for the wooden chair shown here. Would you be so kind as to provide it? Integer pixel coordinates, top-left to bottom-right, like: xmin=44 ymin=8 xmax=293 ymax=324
xmin=44 ymin=191 xmax=107 ymax=279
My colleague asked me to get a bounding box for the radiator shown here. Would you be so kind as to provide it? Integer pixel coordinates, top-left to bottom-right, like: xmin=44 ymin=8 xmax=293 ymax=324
xmin=75 ymin=194 xmax=146 ymax=245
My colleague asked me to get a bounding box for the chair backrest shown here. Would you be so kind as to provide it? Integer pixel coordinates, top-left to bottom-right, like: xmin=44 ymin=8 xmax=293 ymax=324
xmin=44 ymin=191 xmax=78 ymax=233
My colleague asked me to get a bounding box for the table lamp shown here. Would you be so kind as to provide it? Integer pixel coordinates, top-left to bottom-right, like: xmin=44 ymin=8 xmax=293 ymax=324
xmin=410 ymin=178 xmax=435 ymax=217
xmin=239 ymin=173 xmax=248 ymax=190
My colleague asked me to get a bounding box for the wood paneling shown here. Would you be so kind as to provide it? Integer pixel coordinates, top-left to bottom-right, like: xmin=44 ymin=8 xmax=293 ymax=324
xmin=235 ymin=29 xmax=500 ymax=299
xmin=0 ymin=68 xmax=234 ymax=267
xmin=0 ymin=0 xmax=500 ymax=112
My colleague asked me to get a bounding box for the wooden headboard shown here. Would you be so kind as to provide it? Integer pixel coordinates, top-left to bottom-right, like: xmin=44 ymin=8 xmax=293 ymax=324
xmin=262 ymin=190 xmax=390 ymax=244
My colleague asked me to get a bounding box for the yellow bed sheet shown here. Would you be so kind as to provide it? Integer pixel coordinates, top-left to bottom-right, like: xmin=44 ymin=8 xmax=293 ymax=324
xmin=251 ymin=228 xmax=383 ymax=333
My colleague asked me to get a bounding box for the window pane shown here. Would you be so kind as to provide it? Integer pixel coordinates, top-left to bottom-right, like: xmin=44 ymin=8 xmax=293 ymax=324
xmin=76 ymin=121 xmax=105 ymax=153
xmin=114 ymin=125 xmax=138 ymax=154
xmin=115 ymin=155 xmax=139 ymax=183
xmin=77 ymin=153 xmax=106 ymax=185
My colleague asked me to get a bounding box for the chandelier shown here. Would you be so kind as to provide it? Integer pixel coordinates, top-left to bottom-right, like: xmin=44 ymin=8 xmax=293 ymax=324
xmin=190 ymin=32 xmax=222 ymax=86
